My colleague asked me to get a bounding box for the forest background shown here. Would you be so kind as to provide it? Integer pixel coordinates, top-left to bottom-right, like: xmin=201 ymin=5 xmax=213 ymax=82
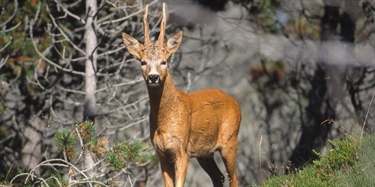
xmin=1 ymin=0 xmax=375 ymax=186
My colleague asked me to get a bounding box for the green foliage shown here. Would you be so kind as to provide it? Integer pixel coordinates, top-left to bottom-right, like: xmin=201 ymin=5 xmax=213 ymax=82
xmin=248 ymin=0 xmax=281 ymax=34
xmin=54 ymin=120 xmax=151 ymax=175
xmin=113 ymin=140 xmax=144 ymax=162
xmin=285 ymin=16 xmax=321 ymax=40
xmin=262 ymin=165 xmax=335 ymax=187
xmin=0 ymin=0 xmax=53 ymax=96
xmin=54 ymin=128 xmax=78 ymax=159
xmin=4 ymin=172 xmax=68 ymax=187
xmin=337 ymin=135 xmax=375 ymax=186
xmin=77 ymin=120 xmax=96 ymax=149
xmin=106 ymin=140 xmax=146 ymax=171
xmin=262 ymin=135 xmax=365 ymax=187
xmin=312 ymin=136 xmax=358 ymax=181
xmin=105 ymin=151 xmax=126 ymax=171
xmin=2 ymin=119 xmax=153 ymax=187
xmin=0 ymin=166 xmax=31 ymax=186
xmin=0 ymin=165 xmax=16 ymax=185
xmin=44 ymin=173 xmax=68 ymax=187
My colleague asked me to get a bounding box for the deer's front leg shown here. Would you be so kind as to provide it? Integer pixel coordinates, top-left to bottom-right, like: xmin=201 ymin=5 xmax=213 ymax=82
xmin=174 ymin=152 xmax=189 ymax=187
xmin=158 ymin=154 xmax=175 ymax=187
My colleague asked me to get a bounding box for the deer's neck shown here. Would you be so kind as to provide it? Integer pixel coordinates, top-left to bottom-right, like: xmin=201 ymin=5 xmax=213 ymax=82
xmin=147 ymin=72 xmax=180 ymax=123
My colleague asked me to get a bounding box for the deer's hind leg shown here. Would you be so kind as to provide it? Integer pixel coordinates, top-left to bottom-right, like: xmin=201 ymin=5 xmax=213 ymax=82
xmin=220 ymin=138 xmax=239 ymax=187
xmin=197 ymin=156 xmax=224 ymax=187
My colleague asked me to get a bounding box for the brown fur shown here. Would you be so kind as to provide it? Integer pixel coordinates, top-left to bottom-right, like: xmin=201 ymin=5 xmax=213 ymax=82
xmin=122 ymin=3 xmax=241 ymax=187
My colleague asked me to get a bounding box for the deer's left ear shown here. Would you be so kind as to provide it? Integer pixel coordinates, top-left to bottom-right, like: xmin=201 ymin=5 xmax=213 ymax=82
xmin=165 ymin=31 xmax=183 ymax=54
xmin=122 ymin=33 xmax=143 ymax=59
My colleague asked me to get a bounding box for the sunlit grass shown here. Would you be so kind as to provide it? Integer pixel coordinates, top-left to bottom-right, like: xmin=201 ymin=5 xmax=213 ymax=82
xmin=261 ymin=134 xmax=375 ymax=187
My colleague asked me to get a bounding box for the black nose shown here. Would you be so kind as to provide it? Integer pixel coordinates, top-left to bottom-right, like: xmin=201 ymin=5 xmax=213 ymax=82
xmin=148 ymin=74 xmax=160 ymax=83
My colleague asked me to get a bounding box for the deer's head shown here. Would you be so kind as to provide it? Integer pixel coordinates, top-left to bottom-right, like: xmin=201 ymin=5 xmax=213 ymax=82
xmin=122 ymin=4 xmax=183 ymax=87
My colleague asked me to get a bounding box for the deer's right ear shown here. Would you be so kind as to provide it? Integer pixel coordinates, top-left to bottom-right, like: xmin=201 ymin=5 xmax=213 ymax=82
xmin=122 ymin=33 xmax=143 ymax=59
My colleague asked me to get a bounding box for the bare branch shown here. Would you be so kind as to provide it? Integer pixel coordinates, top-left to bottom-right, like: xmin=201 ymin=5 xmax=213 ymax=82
xmin=46 ymin=3 xmax=86 ymax=56
xmin=0 ymin=0 xmax=18 ymax=28
xmin=29 ymin=28 xmax=86 ymax=75
xmin=53 ymin=0 xmax=86 ymax=24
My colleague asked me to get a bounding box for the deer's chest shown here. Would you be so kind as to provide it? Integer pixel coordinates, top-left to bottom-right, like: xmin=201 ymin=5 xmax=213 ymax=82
xmin=149 ymin=114 xmax=191 ymax=156
xmin=151 ymin=129 xmax=185 ymax=157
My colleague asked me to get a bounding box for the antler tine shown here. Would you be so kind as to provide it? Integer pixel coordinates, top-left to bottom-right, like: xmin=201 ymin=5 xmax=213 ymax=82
xmin=157 ymin=3 xmax=166 ymax=45
xmin=143 ymin=4 xmax=151 ymax=46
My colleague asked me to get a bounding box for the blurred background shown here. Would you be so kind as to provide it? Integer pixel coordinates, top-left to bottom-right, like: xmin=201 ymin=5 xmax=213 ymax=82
xmin=1 ymin=0 xmax=375 ymax=186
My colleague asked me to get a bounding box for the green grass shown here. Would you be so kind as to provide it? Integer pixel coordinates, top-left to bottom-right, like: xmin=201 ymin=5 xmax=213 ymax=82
xmin=337 ymin=134 xmax=375 ymax=186
xmin=262 ymin=134 xmax=375 ymax=187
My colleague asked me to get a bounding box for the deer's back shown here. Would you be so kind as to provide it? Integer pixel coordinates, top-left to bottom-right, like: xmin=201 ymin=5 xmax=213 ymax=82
xmin=187 ymin=88 xmax=241 ymax=157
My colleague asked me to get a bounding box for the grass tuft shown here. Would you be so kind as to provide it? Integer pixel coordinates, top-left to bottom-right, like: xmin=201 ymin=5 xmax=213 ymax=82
xmin=262 ymin=134 xmax=375 ymax=187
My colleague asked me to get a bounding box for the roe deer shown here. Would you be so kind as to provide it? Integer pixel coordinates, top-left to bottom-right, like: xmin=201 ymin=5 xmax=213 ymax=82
xmin=122 ymin=3 xmax=241 ymax=187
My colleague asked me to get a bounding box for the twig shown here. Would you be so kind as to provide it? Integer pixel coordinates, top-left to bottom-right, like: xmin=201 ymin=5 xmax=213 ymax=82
xmin=73 ymin=127 xmax=85 ymax=165
xmin=46 ymin=3 xmax=86 ymax=56
xmin=360 ymin=89 xmax=375 ymax=142
xmin=10 ymin=173 xmax=49 ymax=186
xmin=258 ymin=135 xmax=263 ymax=184
xmin=0 ymin=0 xmax=18 ymax=28
xmin=22 ymin=158 xmax=93 ymax=186
xmin=0 ymin=37 xmax=12 ymax=52
xmin=0 ymin=56 xmax=9 ymax=69
xmin=44 ymin=175 xmax=64 ymax=187
xmin=29 ymin=26 xmax=85 ymax=76
xmin=70 ymin=180 xmax=110 ymax=187
xmin=97 ymin=0 xmax=158 ymax=27
xmin=53 ymin=0 xmax=85 ymax=24
xmin=95 ymin=79 xmax=144 ymax=93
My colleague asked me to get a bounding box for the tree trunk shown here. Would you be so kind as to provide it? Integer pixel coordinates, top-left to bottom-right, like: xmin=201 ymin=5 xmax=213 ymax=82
xmin=84 ymin=0 xmax=97 ymax=178
xmin=84 ymin=0 xmax=97 ymax=122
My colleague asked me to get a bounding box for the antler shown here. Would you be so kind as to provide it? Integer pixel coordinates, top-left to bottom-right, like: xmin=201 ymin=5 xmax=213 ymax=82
xmin=143 ymin=4 xmax=151 ymax=46
xmin=156 ymin=3 xmax=166 ymax=46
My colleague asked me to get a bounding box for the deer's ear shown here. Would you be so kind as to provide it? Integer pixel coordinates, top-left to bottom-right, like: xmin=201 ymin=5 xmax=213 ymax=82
xmin=122 ymin=33 xmax=143 ymax=59
xmin=165 ymin=31 xmax=183 ymax=54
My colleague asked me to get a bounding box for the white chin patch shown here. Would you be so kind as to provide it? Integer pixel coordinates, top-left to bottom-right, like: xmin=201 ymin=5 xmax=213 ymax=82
xmin=148 ymin=82 xmax=160 ymax=87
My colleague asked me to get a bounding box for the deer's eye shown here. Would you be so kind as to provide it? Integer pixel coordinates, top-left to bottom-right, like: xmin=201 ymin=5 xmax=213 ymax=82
xmin=140 ymin=61 xmax=147 ymax=66
xmin=161 ymin=61 xmax=167 ymax=65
